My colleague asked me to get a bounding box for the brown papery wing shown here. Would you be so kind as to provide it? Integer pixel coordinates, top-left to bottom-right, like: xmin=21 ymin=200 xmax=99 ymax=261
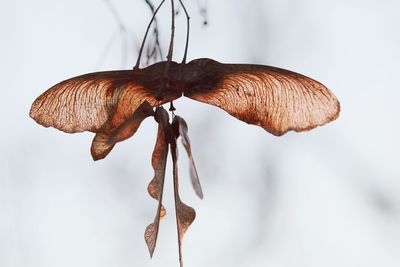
xmin=30 ymin=70 xmax=173 ymax=133
xmin=90 ymin=101 xmax=155 ymax=161
xmin=185 ymin=63 xmax=340 ymax=136
xmin=173 ymin=116 xmax=203 ymax=199
xmin=145 ymin=107 xmax=170 ymax=257
xmin=170 ymin=122 xmax=196 ymax=267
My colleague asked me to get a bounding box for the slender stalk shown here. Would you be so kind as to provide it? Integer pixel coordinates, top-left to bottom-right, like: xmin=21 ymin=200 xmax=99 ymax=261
xmin=135 ymin=0 xmax=166 ymax=69
xmin=144 ymin=0 xmax=163 ymax=62
xmin=166 ymin=0 xmax=175 ymax=63
xmin=178 ymin=0 xmax=190 ymax=63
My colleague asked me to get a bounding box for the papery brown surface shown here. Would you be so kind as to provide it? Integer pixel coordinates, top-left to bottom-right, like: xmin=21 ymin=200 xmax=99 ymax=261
xmin=144 ymin=107 xmax=170 ymax=257
xmin=30 ymin=58 xmax=339 ymax=139
xmin=184 ymin=59 xmax=340 ymax=136
xmin=29 ymin=69 xmax=177 ymax=134
xmin=170 ymin=128 xmax=196 ymax=267
xmin=173 ymin=116 xmax=203 ymax=199
xmin=90 ymin=101 xmax=154 ymax=160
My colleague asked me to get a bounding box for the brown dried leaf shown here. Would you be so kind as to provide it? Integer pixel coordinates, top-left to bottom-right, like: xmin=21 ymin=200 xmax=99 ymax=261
xmin=90 ymin=101 xmax=154 ymax=161
xmin=173 ymin=116 xmax=203 ymax=199
xmin=144 ymin=106 xmax=170 ymax=257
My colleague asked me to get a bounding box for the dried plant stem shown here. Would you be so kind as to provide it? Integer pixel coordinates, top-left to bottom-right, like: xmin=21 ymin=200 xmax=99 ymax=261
xmin=144 ymin=0 xmax=163 ymax=63
xmin=178 ymin=0 xmax=190 ymax=63
xmin=166 ymin=0 xmax=176 ymax=63
xmin=135 ymin=0 xmax=166 ymax=69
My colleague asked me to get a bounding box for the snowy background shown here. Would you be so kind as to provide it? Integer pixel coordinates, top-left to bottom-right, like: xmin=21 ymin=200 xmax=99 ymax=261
xmin=1 ymin=0 xmax=400 ymax=266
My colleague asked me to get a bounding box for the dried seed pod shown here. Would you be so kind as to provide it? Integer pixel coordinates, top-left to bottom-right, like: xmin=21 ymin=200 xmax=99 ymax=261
xmin=170 ymin=120 xmax=196 ymax=267
xmin=30 ymin=59 xmax=340 ymax=140
xmin=145 ymin=107 xmax=170 ymax=257
xmin=91 ymin=101 xmax=154 ymax=160
xmin=173 ymin=115 xmax=203 ymax=199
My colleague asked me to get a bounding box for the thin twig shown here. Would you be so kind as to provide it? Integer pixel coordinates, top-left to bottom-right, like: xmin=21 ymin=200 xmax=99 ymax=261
xmin=144 ymin=0 xmax=163 ymax=63
xmin=135 ymin=0 xmax=166 ymax=69
xmin=178 ymin=0 xmax=190 ymax=63
xmin=166 ymin=0 xmax=176 ymax=63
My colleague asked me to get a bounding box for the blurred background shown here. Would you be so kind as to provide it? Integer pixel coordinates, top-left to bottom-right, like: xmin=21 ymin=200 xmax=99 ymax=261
xmin=1 ymin=0 xmax=400 ymax=266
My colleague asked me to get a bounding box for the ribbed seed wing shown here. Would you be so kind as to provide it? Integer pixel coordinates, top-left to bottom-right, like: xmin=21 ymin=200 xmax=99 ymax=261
xmin=185 ymin=61 xmax=340 ymax=136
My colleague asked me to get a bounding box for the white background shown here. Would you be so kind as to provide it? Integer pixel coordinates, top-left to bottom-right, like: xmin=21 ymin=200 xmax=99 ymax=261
xmin=1 ymin=0 xmax=400 ymax=266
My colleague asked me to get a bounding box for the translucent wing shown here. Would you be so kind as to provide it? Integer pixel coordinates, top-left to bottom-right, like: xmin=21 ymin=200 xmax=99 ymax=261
xmin=184 ymin=59 xmax=340 ymax=136
xmin=90 ymin=101 xmax=155 ymax=160
xmin=30 ymin=69 xmax=178 ymax=133
xmin=170 ymin=121 xmax=196 ymax=267
xmin=173 ymin=116 xmax=203 ymax=199
xmin=145 ymin=107 xmax=170 ymax=257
